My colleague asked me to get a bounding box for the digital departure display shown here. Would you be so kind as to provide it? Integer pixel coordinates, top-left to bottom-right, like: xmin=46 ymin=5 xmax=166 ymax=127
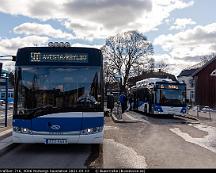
xmin=30 ymin=52 xmax=88 ymax=63
xmin=158 ymin=84 xmax=179 ymax=89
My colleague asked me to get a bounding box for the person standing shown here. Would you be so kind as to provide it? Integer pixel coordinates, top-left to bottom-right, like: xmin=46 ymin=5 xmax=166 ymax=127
xmin=128 ymin=95 xmax=133 ymax=111
xmin=119 ymin=92 xmax=127 ymax=113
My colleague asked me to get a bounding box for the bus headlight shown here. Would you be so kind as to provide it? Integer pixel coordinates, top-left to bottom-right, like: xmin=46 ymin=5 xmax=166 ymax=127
xmin=181 ymin=107 xmax=187 ymax=114
xmin=21 ymin=128 xmax=32 ymax=134
xmin=154 ymin=105 xmax=163 ymax=112
xmin=13 ymin=126 xmax=32 ymax=134
xmin=81 ymin=127 xmax=103 ymax=135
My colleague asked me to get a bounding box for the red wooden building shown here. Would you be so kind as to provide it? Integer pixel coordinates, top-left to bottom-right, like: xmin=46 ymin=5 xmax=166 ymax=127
xmin=192 ymin=57 xmax=216 ymax=108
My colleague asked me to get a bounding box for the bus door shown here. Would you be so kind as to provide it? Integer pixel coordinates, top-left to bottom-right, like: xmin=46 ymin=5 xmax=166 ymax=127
xmin=31 ymin=112 xmax=83 ymax=144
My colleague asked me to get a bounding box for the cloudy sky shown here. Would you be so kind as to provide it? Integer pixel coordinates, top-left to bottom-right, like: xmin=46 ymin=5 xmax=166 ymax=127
xmin=0 ymin=0 xmax=215 ymax=75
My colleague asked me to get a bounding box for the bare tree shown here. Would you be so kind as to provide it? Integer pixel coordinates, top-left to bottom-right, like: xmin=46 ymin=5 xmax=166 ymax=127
xmin=200 ymin=53 xmax=215 ymax=63
xmin=158 ymin=60 xmax=169 ymax=72
xmin=101 ymin=30 xmax=154 ymax=92
xmin=147 ymin=58 xmax=155 ymax=72
xmin=130 ymin=61 xmax=148 ymax=76
xmin=9 ymin=72 xmax=15 ymax=87
xmin=200 ymin=56 xmax=209 ymax=63
xmin=103 ymin=61 xmax=115 ymax=83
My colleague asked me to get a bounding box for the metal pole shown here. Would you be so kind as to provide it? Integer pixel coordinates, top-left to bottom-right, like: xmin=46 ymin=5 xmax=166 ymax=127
xmin=209 ymin=108 xmax=212 ymax=120
xmin=197 ymin=105 xmax=199 ymax=118
xmin=114 ymin=75 xmax=122 ymax=119
xmin=119 ymin=79 xmax=122 ymax=119
xmin=117 ymin=101 xmax=119 ymax=118
xmin=5 ymin=77 xmax=8 ymax=127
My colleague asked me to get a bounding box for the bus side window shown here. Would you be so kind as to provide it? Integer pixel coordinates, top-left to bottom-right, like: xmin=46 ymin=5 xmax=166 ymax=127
xmin=1 ymin=92 xmax=6 ymax=99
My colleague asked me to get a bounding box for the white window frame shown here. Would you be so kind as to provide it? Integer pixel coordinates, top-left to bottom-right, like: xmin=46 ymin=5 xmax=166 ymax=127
xmin=210 ymin=69 xmax=216 ymax=76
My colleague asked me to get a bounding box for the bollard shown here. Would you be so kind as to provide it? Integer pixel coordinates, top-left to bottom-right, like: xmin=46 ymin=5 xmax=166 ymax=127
xmin=209 ymin=108 xmax=212 ymax=120
xmin=196 ymin=105 xmax=199 ymax=118
xmin=117 ymin=102 xmax=122 ymax=119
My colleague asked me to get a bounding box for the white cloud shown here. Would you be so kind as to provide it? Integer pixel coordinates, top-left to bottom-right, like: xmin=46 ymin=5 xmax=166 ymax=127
xmin=0 ymin=0 xmax=194 ymax=39
xmin=71 ymin=43 xmax=103 ymax=49
xmin=0 ymin=0 xmax=66 ymax=20
xmin=1 ymin=61 xmax=15 ymax=72
xmin=153 ymin=22 xmax=216 ymax=75
xmin=63 ymin=19 xmax=106 ymax=40
xmin=169 ymin=18 xmax=196 ymax=30
xmin=13 ymin=23 xmax=74 ymax=40
xmin=152 ymin=53 xmax=196 ymax=75
xmin=0 ymin=36 xmax=49 ymax=55
xmin=0 ymin=35 xmax=48 ymax=72
xmin=63 ymin=0 xmax=194 ymax=39
xmin=63 ymin=0 xmax=152 ymax=28
xmin=154 ymin=23 xmax=216 ymax=59
xmin=0 ymin=35 xmax=102 ymax=56
xmin=153 ymin=53 xmax=173 ymax=64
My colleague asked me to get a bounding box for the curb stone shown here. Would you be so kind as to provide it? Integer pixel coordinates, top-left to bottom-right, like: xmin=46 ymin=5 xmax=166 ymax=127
xmin=0 ymin=136 xmax=17 ymax=156
xmin=110 ymin=112 xmax=140 ymax=123
xmin=185 ymin=115 xmax=199 ymax=121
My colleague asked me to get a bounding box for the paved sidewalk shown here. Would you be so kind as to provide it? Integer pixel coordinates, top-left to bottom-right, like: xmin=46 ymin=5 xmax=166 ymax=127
xmin=0 ymin=119 xmax=12 ymax=141
xmin=109 ymin=103 xmax=141 ymax=123
xmin=0 ymin=120 xmax=12 ymax=138
xmin=0 ymin=109 xmax=13 ymax=152
xmin=0 ymin=119 xmax=13 ymax=153
xmin=0 ymin=110 xmax=13 ymax=134
xmin=188 ymin=109 xmax=216 ymax=121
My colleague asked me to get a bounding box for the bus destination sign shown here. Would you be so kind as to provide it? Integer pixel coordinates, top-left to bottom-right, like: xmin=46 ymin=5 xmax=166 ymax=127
xmin=159 ymin=84 xmax=179 ymax=89
xmin=30 ymin=52 xmax=88 ymax=63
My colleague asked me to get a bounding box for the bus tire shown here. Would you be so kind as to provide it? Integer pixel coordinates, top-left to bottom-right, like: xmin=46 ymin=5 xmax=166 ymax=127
xmin=92 ymin=144 xmax=102 ymax=155
xmin=168 ymin=114 xmax=174 ymax=118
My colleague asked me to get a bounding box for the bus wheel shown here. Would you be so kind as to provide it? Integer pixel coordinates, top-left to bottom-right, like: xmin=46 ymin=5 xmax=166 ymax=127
xmin=86 ymin=144 xmax=103 ymax=167
xmin=92 ymin=144 xmax=102 ymax=154
xmin=169 ymin=114 xmax=174 ymax=118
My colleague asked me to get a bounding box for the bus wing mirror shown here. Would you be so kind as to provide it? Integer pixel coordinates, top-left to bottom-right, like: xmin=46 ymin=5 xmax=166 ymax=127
xmin=12 ymin=56 xmax=16 ymax=61
xmin=107 ymin=95 xmax=114 ymax=110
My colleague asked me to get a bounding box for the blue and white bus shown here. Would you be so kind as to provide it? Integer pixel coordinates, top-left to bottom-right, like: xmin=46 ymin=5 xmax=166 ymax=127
xmin=129 ymin=78 xmax=187 ymax=116
xmin=13 ymin=44 xmax=104 ymax=144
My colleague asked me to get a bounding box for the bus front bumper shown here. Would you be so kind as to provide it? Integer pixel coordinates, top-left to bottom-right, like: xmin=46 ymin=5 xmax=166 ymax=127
xmin=153 ymin=111 xmax=186 ymax=116
xmin=12 ymin=131 xmax=103 ymax=144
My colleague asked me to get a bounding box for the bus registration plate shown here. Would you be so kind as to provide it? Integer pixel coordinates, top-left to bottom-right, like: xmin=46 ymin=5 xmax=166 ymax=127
xmin=45 ymin=139 xmax=68 ymax=144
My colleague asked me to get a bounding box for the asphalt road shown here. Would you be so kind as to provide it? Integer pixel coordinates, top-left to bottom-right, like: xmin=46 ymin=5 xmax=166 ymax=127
xmin=0 ymin=143 xmax=92 ymax=168
xmin=100 ymin=111 xmax=216 ymax=168
xmin=1 ymin=111 xmax=216 ymax=168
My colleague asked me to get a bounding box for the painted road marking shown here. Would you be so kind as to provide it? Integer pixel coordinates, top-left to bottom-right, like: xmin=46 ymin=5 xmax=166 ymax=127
xmin=124 ymin=112 xmax=150 ymax=124
xmin=170 ymin=124 xmax=216 ymax=153
xmin=104 ymin=125 xmax=119 ymax=130
xmin=103 ymin=138 xmax=147 ymax=168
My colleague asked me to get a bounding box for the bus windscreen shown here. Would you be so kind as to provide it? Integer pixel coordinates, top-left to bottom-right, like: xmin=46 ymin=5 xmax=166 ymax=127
xmin=15 ymin=66 xmax=102 ymax=118
xmin=156 ymin=84 xmax=186 ymax=106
